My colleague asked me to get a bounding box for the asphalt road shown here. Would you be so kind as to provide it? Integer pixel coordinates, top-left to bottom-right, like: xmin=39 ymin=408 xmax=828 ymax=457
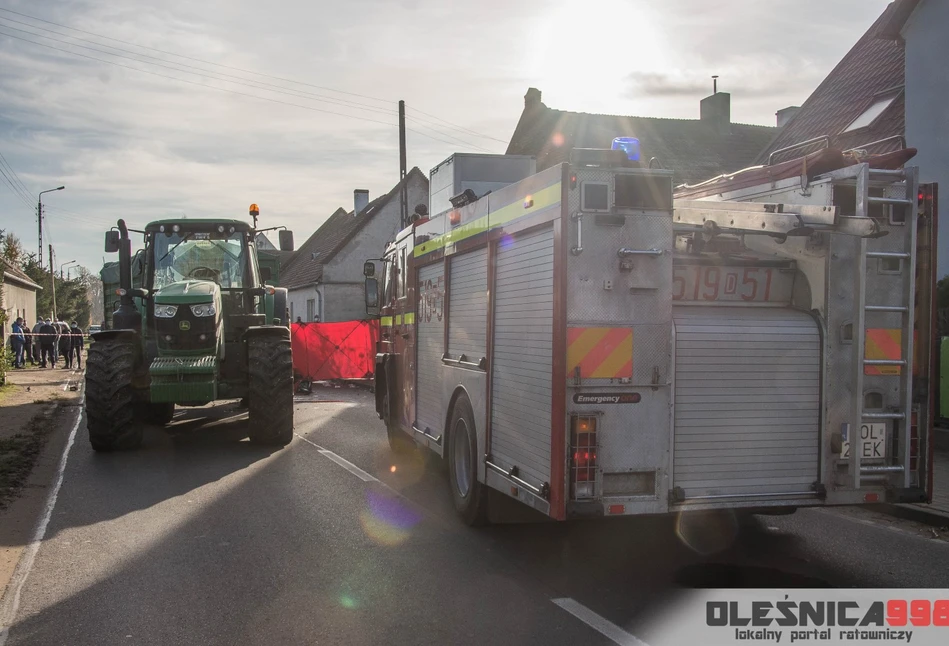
xmin=3 ymin=387 xmax=949 ymax=646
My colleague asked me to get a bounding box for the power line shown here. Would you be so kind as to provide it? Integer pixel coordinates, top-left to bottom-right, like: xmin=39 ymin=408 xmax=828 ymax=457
xmin=0 ymin=28 xmax=485 ymax=151
xmin=408 ymin=107 xmax=509 ymax=145
xmin=0 ymin=19 xmax=397 ymax=119
xmin=0 ymin=21 xmax=491 ymax=150
xmin=0 ymin=149 xmax=33 ymax=199
xmin=0 ymin=165 xmax=34 ymax=209
xmin=0 ymin=7 xmax=509 ymax=146
xmin=0 ymin=6 xmax=394 ymax=105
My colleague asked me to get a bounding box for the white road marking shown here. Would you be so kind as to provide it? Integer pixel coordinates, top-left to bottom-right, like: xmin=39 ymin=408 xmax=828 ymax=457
xmin=552 ymin=598 xmax=650 ymax=646
xmin=294 ymin=434 xmax=378 ymax=483
xmin=0 ymin=393 xmax=84 ymax=646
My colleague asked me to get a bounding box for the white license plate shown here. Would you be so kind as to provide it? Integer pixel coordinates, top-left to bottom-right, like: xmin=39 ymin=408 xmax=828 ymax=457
xmin=841 ymin=423 xmax=887 ymax=462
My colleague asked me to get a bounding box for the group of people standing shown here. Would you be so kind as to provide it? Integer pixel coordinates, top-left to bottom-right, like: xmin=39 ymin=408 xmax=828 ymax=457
xmin=9 ymin=317 xmax=85 ymax=370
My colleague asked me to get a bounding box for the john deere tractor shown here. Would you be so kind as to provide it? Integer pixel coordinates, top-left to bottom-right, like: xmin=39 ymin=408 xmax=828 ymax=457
xmin=85 ymin=212 xmax=295 ymax=451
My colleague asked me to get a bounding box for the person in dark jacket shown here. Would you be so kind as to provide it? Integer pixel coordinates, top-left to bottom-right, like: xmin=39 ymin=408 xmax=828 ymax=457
xmin=10 ymin=318 xmax=26 ymax=368
xmin=22 ymin=320 xmax=34 ymax=366
xmin=39 ymin=318 xmax=56 ymax=368
xmin=69 ymin=322 xmax=84 ymax=369
xmin=57 ymin=319 xmax=71 ymax=368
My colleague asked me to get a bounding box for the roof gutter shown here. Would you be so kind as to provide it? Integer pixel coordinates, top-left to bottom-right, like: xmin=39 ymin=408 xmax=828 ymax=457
xmin=1 ymin=272 xmax=43 ymax=291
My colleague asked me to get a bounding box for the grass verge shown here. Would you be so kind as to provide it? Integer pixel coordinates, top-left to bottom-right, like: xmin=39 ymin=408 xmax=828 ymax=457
xmin=0 ymin=404 xmax=58 ymax=511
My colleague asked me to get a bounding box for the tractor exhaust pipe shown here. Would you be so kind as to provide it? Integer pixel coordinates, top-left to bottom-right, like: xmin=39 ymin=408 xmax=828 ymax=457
xmin=112 ymin=218 xmax=142 ymax=332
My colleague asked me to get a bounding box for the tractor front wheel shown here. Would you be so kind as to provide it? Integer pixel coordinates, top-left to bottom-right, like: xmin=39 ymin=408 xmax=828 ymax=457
xmin=247 ymin=334 xmax=294 ymax=446
xmin=85 ymin=339 xmax=143 ymax=451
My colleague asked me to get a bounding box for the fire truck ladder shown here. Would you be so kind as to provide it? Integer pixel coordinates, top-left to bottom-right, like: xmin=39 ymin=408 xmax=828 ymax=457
xmin=676 ymin=164 xmax=918 ymax=491
xmin=824 ymin=163 xmax=919 ymax=490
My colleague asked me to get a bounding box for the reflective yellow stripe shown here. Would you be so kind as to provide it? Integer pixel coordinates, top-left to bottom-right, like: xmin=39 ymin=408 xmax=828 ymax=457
xmin=394 ymin=314 xmax=402 ymax=325
xmin=415 ymin=182 xmax=561 ymax=258
xmin=380 ymin=316 xmax=393 ymax=326
xmin=403 ymin=312 xmax=415 ymax=324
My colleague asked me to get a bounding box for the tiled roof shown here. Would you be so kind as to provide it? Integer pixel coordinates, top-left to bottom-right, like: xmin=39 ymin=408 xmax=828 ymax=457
xmin=755 ymin=1 xmax=910 ymax=165
xmin=280 ymin=167 xmax=427 ymax=290
xmin=1 ymin=257 xmax=42 ymax=291
xmin=506 ymin=91 xmax=778 ymax=186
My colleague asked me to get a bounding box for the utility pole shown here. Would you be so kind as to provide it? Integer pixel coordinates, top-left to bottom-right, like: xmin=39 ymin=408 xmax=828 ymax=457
xmin=49 ymin=244 xmax=57 ymax=320
xmin=38 ymin=186 xmax=65 ymax=269
xmin=37 ymin=199 xmax=43 ymax=268
xmin=398 ymin=100 xmax=408 ymax=229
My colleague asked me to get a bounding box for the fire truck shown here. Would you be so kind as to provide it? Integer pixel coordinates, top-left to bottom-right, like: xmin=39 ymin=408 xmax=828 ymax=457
xmin=364 ymin=144 xmax=937 ymax=525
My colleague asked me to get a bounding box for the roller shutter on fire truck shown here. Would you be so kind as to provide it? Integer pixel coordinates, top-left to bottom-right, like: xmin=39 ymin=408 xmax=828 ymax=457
xmin=672 ymin=307 xmax=821 ymax=499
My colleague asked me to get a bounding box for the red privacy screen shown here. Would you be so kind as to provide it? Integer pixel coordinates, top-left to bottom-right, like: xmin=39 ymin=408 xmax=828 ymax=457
xmin=290 ymin=320 xmax=380 ymax=381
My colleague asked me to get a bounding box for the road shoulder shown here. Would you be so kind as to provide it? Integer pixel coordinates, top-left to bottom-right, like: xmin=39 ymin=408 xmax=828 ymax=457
xmin=0 ymin=368 xmax=83 ymax=606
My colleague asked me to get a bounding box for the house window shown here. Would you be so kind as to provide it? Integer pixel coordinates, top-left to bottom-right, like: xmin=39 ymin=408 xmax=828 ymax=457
xmin=306 ymin=299 xmax=316 ymax=321
xmin=841 ymin=91 xmax=901 ymax=133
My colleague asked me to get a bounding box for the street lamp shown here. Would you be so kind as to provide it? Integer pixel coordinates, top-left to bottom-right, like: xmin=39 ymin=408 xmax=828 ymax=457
xmin=38 ymin=186 xmax=65 ymax=269
xmin=60 ymin=260 xmax=77 ymax=280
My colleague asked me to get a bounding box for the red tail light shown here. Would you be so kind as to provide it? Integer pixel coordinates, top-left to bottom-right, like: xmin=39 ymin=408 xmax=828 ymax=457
xmin=571 ymin=416 xmax=598 ymax=497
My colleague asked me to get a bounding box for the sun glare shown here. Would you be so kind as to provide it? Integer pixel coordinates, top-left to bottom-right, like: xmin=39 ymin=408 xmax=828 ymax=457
xmin=527 ymin=0 xmax=666 ymax=112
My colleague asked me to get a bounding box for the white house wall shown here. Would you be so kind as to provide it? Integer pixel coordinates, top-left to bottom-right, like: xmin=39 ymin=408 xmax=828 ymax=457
xmin=903 ymin=0 xmax=949 ymax=277
xmin=321 ymin=174 xmax=428 ymax=322
xmin=287 ymin=286 xmax=322 ymax=323
xmin=2 ymin=281 xmax=39 ymax=329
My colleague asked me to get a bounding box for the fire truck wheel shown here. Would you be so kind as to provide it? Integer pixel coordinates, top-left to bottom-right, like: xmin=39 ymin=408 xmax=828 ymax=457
xmin=85 ymin=339 xmax=143 ymax=451
xmin=383 ymin=388 xmax=414 ymax=454
xmin=448 ymin=395 xmax=488 ymax=526
xmin=247 ymin=335 xmax=294 ymax=446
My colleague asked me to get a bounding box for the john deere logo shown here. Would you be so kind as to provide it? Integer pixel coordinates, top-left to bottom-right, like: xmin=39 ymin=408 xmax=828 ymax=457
xmin=179 ymin=320 xmax=191 ymax=331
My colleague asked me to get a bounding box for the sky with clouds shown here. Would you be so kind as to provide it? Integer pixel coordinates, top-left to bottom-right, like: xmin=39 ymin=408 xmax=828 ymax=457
xmin=0 ymin=0 xmax=890 ymax=275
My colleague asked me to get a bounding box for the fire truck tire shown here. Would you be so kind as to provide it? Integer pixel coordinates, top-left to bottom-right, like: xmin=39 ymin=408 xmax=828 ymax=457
xmin=247 ymin=335 xmax=294 ymax=446
xmin=85 ymin=339 xmax=143 ymax=452
xmin=448 ymin=395 xmax=488 ymax=526
xmin=383 ymin=388 xmax=414 ymax=454
xmin=136 ymin=402 xmax=175 ymax=426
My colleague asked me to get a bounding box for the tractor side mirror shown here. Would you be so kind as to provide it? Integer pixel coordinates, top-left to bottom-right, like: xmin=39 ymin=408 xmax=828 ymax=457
xmin=105 ymin=231 xmax=120 ymax=253
xmin=363 ymin=261 xmax=375 ymax=277
xmin=279 ymin=230 xmax=294 ymax=251
xmin=260 ymin=266 xmax=273 ymax=281
xmin=365 ymin=277 xmax=380 ymax=318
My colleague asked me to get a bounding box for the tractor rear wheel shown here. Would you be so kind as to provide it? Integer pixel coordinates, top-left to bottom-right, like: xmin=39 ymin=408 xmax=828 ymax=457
xmin=247 ymin=334 xmax=294 ymax=445
xmin=86 ymin=338 xmax=142 ymax=451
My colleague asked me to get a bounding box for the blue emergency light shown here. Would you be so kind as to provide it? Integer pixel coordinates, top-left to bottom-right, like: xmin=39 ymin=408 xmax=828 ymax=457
xmin=611 ymin=137 xmax=640 ymax=161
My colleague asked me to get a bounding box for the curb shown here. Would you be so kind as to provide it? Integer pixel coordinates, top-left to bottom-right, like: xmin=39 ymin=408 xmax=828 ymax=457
xmin=871 ymin=503 xmax=949 ymax=528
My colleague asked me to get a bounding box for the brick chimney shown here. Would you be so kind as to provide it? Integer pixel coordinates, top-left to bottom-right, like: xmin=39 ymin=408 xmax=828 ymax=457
xmin=354 ymin=189 xmax=369 ymax=215
xmin=776 ymin=106 xmax=801 ymax=128
xmin=525 ymin=87 xmax=542 ymax=110
xmin=700 ymin=91 xmax=731 ymax=135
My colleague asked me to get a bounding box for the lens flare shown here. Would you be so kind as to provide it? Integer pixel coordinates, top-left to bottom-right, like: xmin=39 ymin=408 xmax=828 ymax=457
xmin=339 ymin=595 xmax=358 ymax=609
xmin=498 ymin=234 xmax=515 ymax=250
xmin=390 ymin=465 xmax=397 ymax=473
xmin=551 ymin=132 xmax=565 ymax=147
xmin=359 ymin=490 xmax=422 ymax=546
xmin=675 ymin=509 xmax=740 ymax=555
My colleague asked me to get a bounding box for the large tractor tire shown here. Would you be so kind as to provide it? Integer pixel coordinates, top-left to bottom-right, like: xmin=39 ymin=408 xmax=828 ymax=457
xmin=447 ymin=395 xmax=488 ymax=526
xmin=247 ymin=334 xmax=294 ymax=446
xmin=85 ymin=339 xmax=143 ymax=451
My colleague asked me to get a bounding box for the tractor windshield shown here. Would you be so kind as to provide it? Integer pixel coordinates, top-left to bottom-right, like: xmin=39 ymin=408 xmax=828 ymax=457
xmin=151 ymin=230 xmax=249 ymax=290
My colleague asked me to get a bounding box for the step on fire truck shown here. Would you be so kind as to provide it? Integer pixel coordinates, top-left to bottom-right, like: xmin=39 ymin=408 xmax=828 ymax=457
xmin=364 ymin=145 xmax=937 ymax=525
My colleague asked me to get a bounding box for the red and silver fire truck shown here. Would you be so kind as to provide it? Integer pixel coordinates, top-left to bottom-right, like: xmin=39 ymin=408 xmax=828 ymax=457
xmin=364 ymin=145 xmax=937 ymax=525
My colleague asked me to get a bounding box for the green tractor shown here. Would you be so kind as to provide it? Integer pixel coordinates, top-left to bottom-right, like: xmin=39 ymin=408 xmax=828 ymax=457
xmin=85 ymin=213 xmax=295 ymax=451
